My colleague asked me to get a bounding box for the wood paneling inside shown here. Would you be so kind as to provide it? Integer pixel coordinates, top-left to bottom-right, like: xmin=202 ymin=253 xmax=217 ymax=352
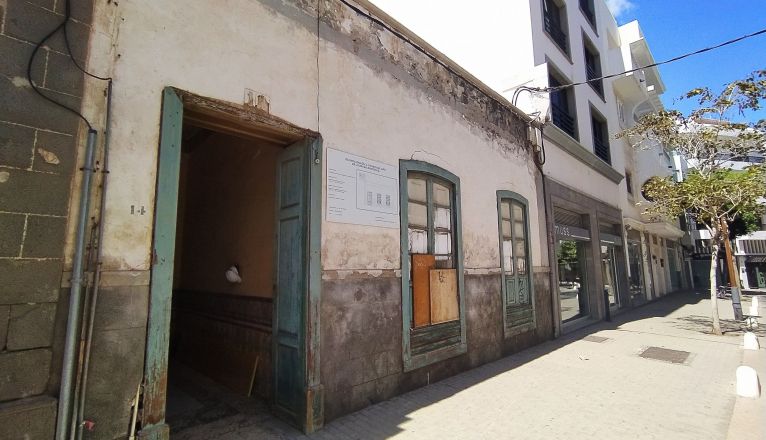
xmin=171 ymin=291 xmax=273 ymax=398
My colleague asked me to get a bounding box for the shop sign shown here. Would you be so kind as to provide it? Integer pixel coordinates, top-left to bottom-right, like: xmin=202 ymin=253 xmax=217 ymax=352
xmin=555 ymin=224 xmax=590 ymax=240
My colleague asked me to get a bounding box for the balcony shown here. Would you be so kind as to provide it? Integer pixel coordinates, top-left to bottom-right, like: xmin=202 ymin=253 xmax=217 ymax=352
xmin=586 ymin=63 xmax=603 ymax=96
xmin=594 ymin=137 xmax=610 ymax=163
xmin=551 ymin=102 xmax=576 ymax=138
xmin=544 ymin=15 xmax=568 ymax=53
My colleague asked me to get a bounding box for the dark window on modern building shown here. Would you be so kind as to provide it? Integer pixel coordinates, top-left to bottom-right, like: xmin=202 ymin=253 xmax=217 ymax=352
xmin=625 ymin=171 xmax=633 ymax=195
xmin=591 ymin=108 xmax=610 ymax=163
xmin=543 ymin=0 xmax=569 ymax=54
xmin=583 ymin=40 xmax=603 ymax=96
xmin=549 ymin=71 xmax=577 ymax=139
xmin=580 ymin=0 xmax=596 ymax=26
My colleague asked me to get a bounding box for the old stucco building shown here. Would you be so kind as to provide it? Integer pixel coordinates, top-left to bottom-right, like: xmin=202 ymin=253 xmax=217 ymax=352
xmin=1 ymin=1 xmax=559 ymax=439
xmin=372 ymin=0 xmax=690 ymax=335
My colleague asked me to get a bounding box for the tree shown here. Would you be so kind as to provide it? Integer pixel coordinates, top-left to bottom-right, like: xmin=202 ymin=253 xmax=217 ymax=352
xmin=618 ymin=69 xmax=766 ymax=335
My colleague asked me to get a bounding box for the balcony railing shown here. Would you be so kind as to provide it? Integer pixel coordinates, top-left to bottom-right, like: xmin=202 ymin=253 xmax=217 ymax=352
xmin=544 ymin=15 xmax=568 ymax=53
xmin=551 ymin=102 xmax=576 ymax=138
xmin=742 ymin=239 xmax=766 ymax=254
xmin=586 ymin=64 xmax=603 ymax=96
xmin=594 ymin=137 xmax=611 ymax=163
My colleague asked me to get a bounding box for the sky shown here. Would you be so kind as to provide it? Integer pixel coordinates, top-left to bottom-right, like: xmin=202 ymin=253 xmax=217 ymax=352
xmin=370 ymin=0 xmax=766 ymax=124
xmin=608 ymin=0 xmax=766 ymax=123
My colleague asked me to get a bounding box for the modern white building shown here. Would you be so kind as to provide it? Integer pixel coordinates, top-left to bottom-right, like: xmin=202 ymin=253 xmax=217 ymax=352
xmin=371 ymin=0 xmax=686 ymax=334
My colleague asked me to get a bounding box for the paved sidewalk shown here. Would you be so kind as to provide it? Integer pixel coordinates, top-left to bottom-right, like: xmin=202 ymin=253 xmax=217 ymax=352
xmin=173 ymin=292 xmax=765 ymax=440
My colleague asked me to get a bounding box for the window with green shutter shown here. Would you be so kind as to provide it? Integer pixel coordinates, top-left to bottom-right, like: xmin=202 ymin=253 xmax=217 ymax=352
xmin=497 ymin=191 xmax=535 ymax=337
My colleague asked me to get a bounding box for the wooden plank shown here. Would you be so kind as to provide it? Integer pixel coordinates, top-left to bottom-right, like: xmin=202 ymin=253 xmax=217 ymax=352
xmin=429 ymin=269 xmax=459 ymax=324
xmin=248 ymin=356 xmax=260 ymax=397
xmin=412 ymin=254 xmax=435 ymax=327
xmin=411 ymin=321 xmax=461 ymax=356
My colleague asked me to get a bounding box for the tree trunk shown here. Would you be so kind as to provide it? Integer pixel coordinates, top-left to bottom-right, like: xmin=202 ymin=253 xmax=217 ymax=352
xmin=709 ymin=241 xmax=722 ymax=335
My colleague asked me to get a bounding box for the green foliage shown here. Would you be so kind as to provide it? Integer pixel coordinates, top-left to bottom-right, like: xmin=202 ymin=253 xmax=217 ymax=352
xmin=641 ymin=167 xmax=766 ymax=234
xmin=729 ymin=209 xmax=763 ymax=239
xmin=556 ymin=240 xmax=579 ymax=263
xmin=617 ymin=70 xmax=766 ymax=177
xmin=619 ymin=69 xmax=766 ymax=241
xmin=619 ymin=70 xmax=766 ymax=333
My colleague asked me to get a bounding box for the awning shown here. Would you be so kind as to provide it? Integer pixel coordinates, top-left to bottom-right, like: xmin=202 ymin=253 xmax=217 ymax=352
xmin=644 ymin=221 xmax=685 ymax=239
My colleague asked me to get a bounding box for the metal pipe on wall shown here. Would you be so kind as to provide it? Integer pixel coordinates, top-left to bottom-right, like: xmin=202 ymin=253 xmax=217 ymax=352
xmin=74 ymin=79 xmax=114 ymax=440
xmin=56 ymin=128 xmax=99 ymax=440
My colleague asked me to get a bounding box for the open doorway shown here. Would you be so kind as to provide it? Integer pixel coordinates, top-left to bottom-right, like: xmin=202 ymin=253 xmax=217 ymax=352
xmin=165 ymin=125 xmax=281 ymax=433
xmin=142 ymin=89 xmax=323 ymax=438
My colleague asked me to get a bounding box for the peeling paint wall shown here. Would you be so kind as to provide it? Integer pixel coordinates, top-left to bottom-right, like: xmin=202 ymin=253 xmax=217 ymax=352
xmin=84 ymin=0 xmax=540 ymax=275
xmin=70 ymin=0 xmax=554 ymax=436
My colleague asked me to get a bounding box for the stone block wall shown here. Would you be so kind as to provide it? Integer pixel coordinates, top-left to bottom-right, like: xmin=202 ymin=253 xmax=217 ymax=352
xmin=0 ymin=0 xmax=94 ymax=437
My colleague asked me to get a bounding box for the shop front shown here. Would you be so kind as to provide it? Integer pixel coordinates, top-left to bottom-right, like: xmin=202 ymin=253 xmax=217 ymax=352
xmin=554 ymin=218 xmax=592 ymax=324
xmin=546 ymin=178 xmax=629 ymax=335
xmin=625 ymin=230 xmax=647 ymax=305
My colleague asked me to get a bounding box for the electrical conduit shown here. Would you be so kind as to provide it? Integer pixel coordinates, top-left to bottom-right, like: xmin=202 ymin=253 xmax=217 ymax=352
xmin=56 ymin=129 xmax=98 ymax=440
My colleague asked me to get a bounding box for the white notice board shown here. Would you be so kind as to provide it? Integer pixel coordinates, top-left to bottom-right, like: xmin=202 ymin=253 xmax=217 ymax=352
xmin=326 ymin=148 xmax=399 ymax=228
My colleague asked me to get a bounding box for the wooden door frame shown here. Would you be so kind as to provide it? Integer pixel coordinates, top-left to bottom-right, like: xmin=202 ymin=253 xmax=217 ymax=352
xmin=139 ymin=87 xmax=323 ymax=440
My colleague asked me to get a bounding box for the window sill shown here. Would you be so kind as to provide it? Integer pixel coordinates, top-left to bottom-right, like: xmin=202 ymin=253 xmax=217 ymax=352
xmin=504 ymin=322 xmax=537 ymax=338
xmin=404 ymin=342 xmax=467 ymax=372
xmin=543 ymin=123 xmax=624 ymax=184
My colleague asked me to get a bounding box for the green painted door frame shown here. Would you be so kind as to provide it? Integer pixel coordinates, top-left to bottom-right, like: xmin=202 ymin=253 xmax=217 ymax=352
xmin=273 ymin=137 xmax=324 ymax=431
xmin=140 ymin=88 xmax=323 ymax=439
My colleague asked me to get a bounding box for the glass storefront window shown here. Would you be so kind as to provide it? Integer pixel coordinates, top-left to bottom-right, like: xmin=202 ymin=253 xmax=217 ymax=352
xmin=601 ymin=243 xmax=619 ymax=308
xmin=627 ymin=241 xmax=645 ymax=303
xmin=557 ymin=239 xmax=589 ymax=322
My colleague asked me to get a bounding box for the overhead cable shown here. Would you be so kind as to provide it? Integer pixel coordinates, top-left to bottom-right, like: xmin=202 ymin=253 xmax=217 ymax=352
xmin=541 ymin=27 xmax=766 ymax=93
xmin=336 ymin=0 xmax=766 ymax=96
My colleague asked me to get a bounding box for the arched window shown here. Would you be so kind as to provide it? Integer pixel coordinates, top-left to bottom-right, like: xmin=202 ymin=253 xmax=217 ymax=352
xmin=497 ymin=191 xmax=535 ymax=337
xmin=399 ymin=160 xmax=466 ymax=371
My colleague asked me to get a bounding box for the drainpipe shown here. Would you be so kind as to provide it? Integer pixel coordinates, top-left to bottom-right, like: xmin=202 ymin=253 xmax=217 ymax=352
xmin=531 ymin=123 xmax=558 ymax=337
xmin=56 ymin=128 xmax=99 ymax=440
xmin=74 ymin=79 xmax=114 ymax=440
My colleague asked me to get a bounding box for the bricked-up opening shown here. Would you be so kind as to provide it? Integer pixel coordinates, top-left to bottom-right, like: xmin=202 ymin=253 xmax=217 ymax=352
xmin=166 ymin=123 xmax=284 ymax=433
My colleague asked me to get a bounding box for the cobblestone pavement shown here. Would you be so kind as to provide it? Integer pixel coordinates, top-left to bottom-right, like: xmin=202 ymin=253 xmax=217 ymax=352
xmin=172 ymin=292 xmax=765 ymax=440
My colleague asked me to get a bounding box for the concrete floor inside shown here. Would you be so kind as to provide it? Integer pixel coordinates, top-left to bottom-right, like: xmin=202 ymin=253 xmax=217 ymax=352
xmin=166 ymin=361 xmax=295 ymax=439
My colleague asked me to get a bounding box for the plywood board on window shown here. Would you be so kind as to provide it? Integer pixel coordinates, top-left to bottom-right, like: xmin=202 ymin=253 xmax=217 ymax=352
xmin=412 ymin=254 xmax=435 ymax=327
xmin=429 ymin=269 xmax=458 ymax=323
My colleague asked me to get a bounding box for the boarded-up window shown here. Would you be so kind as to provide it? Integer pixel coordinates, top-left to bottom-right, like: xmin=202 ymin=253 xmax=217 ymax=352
xmin=498 ymin=192 xmax=534 ymax=336
xmin=407 ymin=174 xmax=458 ymax=328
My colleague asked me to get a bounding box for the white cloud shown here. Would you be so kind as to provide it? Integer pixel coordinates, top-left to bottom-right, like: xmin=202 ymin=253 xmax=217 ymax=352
xmin=605 ymin=0 xmax=635 ymax=18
